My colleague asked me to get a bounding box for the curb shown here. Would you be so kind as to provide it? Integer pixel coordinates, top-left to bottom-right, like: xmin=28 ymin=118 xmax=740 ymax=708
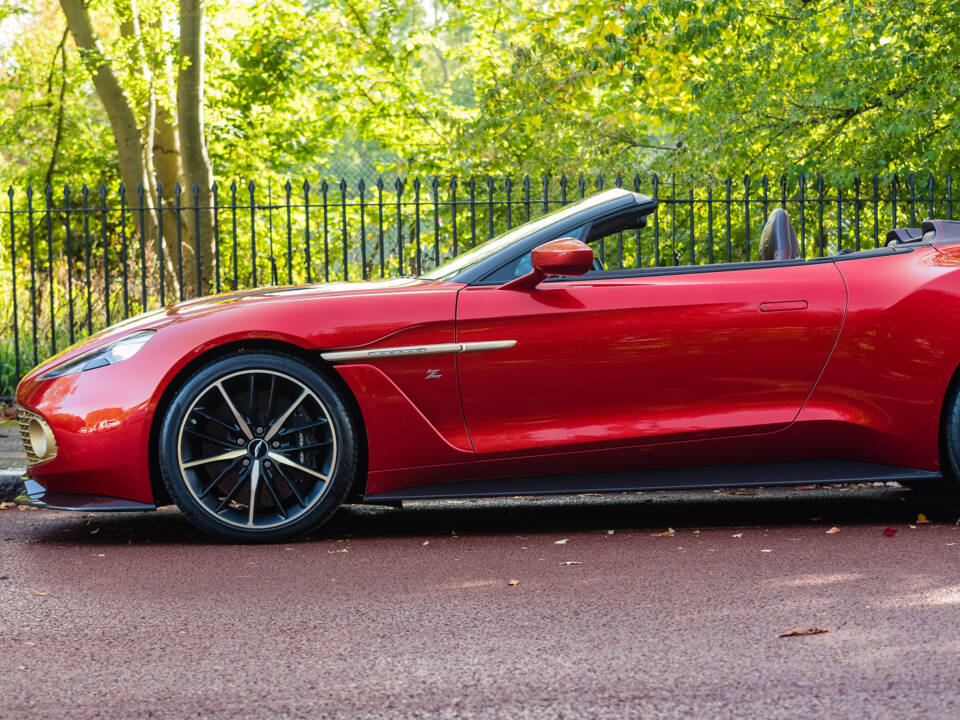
xmin=0 ymin=469 xmax=26 ymax=502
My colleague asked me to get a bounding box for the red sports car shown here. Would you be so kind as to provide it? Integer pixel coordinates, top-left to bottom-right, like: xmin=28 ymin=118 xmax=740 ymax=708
xmin=15 ymin=189 xmax=960 ymax=541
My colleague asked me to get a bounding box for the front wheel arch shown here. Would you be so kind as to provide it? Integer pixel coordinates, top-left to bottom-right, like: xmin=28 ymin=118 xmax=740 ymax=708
xmin=147 ymin=339 xmax=367 ymax=507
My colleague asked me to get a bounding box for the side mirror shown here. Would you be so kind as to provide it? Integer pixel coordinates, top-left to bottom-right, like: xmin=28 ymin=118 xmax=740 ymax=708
xmin=500 ymin=238 xmax=594 ymax=291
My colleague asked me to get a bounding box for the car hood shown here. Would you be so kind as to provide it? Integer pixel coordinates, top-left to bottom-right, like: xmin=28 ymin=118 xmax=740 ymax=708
xmin=23 ymin=277 xmax=452 ymax=383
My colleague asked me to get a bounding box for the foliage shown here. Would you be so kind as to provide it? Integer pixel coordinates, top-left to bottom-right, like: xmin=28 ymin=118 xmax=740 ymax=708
xmin=2 ymin=0 xmax=958 ymax=187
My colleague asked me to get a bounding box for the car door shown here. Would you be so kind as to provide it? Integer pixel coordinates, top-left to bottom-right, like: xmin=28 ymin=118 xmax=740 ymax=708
xmin=456 ymin=256 xmax=846 ymax=457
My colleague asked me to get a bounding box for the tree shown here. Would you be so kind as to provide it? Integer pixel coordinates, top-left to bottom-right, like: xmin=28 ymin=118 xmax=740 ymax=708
xmin=58 ymin=0 xmax=216 ymax=297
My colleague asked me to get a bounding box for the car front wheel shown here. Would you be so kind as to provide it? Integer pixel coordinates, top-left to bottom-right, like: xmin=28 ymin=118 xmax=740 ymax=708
xmin=159 ymin=351 xmax=358 ymax=542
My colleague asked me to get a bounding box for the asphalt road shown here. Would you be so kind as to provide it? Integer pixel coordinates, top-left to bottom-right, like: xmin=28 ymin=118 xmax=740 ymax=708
xmin=2 ymin=485 xmax=960 ymax=719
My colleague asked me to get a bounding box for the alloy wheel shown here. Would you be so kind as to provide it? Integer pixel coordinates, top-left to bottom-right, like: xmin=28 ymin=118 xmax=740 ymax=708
xmin=176 ymin=368 xmax=338 ymax=530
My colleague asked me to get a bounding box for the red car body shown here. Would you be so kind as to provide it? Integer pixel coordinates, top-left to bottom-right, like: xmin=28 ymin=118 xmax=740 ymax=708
xmin=15 ymin=189 xmax=960 ymax=511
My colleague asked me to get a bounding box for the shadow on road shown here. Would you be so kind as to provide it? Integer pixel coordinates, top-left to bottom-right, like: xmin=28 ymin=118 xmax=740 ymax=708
xmin=15 ymin=484 xmax=960 ymax=546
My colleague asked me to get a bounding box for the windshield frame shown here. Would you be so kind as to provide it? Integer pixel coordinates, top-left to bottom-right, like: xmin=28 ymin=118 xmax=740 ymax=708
xmin=420 ymin=189 xmax=655 ymax=284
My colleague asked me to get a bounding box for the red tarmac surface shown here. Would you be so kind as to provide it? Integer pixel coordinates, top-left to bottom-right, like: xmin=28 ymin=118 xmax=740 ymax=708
xmin=2 ymin=486 xmax=960 ymax=719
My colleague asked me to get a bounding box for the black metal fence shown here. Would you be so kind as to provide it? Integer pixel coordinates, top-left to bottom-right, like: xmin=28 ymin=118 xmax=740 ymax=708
xmin=1 ymin=170 xmax=956 ymax=396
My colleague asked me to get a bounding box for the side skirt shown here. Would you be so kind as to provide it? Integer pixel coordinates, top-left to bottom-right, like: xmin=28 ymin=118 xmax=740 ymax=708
xmin=364 ymin=460 xmax=940 ymax=502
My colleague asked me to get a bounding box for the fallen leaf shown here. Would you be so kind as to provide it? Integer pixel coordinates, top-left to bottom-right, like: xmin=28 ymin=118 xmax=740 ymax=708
xmin=554 ymin=539 xmax=568 ymax=545
xmin=796 ymin=485 xmax=817 ymax=491
xmin=732 ymin=533 xmax=743 ymax=538
xmin=33 ymin=590 xmax=48 ymax=597
xmin=561 ymin=561 xmax=582 ymax=565
xmin=778 ymin=627 xmax=828 ymax=638
xmin=917 ymin=513 xmax=930 ymax=524
xmin=89 ymin=528 xmax=100 ymax=535
xmin=655 ymin=528 xmax=676 ymax=537
xmin=826 ymin=527 xmax=841 ymax=534
xmin=760 ymin=549 xmax=773 ymax=553
xmin=882 ymin=527 xmax=897 ymax=537
xmin=507 ymin=579 xmax=519 ymax=586
xmin=422 ymin=541 xmax=429 ymax=546
xmin=606 ymin=530 xmax=615 ymax=535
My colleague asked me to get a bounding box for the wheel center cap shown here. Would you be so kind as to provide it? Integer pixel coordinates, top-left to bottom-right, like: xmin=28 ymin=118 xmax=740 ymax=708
xmin=248 ymin=438 xmax=269 ymax=459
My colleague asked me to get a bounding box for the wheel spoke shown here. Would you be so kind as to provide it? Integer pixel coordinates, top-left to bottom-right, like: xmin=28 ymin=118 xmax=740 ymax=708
xmin=192 ymin=407 xmax=239 ymax=434
xmin=215 ymin=465 xmax=251 ymax=512
xmin=264 ymin=390 xmax=308 ymax=441
xmin=182 ymin=448 xmax=247 ymax=469
xmin=275 ymin=439 xmax=332 ymax=453
xmin=184 ymin=426 xmax=237 ymax=448
xmin=267 ymin=450 xmax=329 ymax=481
xmin=216 ymin=382 xmax=252 ymax=440
xmin=274 ymin=419 xmax=328 ymax=437
xmin=265 ymin=375 xmax=277 ymax=427
xmin=272 ymin=462 xmax=306 ymax=507
xmin=198 ymin=457 xmax=244 ymax=499
xmin=248 ymin=374 xmax=256 ymax=422
xmin=248 ymin=461 xmax=260 ymax=527
xmin=261 ymin=469 xmax=288 ymax=519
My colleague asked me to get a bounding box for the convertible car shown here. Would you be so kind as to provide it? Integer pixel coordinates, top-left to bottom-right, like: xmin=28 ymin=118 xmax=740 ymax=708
xmin=15 ymin=189 xmax=960 ymax=541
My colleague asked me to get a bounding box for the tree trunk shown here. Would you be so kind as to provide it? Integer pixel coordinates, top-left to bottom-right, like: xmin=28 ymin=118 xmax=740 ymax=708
xmin=59 ymin=0 xmax=149 ymax=216
xmin=177 ymin=0 xmax=216 ymax=297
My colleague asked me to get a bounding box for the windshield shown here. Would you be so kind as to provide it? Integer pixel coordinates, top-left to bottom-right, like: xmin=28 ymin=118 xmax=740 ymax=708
xmin=421 ymin=192 xmax=628 ymax=281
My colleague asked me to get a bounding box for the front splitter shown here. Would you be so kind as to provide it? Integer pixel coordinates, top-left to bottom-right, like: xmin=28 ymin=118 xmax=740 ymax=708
xmin=19 ymin=478 xmax=156 ymax=512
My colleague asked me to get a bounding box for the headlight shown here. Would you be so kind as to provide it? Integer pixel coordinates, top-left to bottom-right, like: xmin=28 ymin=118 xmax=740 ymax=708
xmin=38 ymin=330 xmax=156 ymax=379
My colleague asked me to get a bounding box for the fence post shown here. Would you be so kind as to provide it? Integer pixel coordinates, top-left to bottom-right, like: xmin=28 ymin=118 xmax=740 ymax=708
xmin=302 ymin=180 xmax=312 ymax=285
xmin=82 ymin=184 xmax=93 ymax=333
xmin=230 ymin=180 xmax=238 ymax=290
xmin=99 ymin=183 xmax=110 ymax=324
xmin=212 ymin=181 xmax=221 ymax=292
xmin=175 ymin=183 xmax=184 ymax=301
xmin=359 ymin=179 xmax=368 ymax=280
xmin=136 ymin=183 xmax=145 ymax=315
xmin=339 ymin=178 xmax=349 ymax=281
xmin=27 ymin=186 xmax=38 ymax=366
xmin=798 ymin=174 xmax=806 ymax=258
xmin=724 ymin=177 xmax=732 ymax=262
xmin=118 ymin=183 xmax=129 ymax=319
xmin=412 ymin=177 xmax=421 ymax=274
xmin=248 ymin=180 xmax=257 ymax=288
xmin=44 ymin=185 xmax=56 ymax=352
xmin=744 ymin=174 xmax=751 ymax=261
xmin=853 ymin=177 xmax=861 ymax=251
xmin=284 ymin=180 xmax=293 ymax=285
xmin=376 ymin=178 xmax=385 ymax=278
xmin=395 ymin=177 xmax=404 ymax=276
xmin=652 ymin=174 xmax=661 ymax=266
xmin=321 ymin=179 xmax=329 ymax=282
xmin=451 ymin=176 xmax=458 ymax=257
xmin=8 ymin=187 xmax=20 ymax=379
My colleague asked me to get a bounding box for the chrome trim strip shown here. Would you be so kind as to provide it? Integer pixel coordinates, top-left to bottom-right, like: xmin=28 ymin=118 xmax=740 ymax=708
xmin=321 ymin=340 xmax=516 ymax=362
xmin=460 ymin=340 xmax=517 ymax=354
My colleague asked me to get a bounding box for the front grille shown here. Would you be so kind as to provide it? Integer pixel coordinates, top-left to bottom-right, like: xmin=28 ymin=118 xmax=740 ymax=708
xmin=17 ymin=407 xmax=57 ymax=466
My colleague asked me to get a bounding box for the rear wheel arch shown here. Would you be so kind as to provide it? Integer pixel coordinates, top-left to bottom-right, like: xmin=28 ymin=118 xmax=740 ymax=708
xmin=938 ymin=361 xmax=960 ymax=486
xmin=147 ymin=339 xmax=367 ymax=507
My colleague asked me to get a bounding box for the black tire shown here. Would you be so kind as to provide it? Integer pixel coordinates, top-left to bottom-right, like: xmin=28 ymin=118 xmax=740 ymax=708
xmin=940 ymin=378 xmax=960 ymax=493
xmin=159 ymin=351 xmax=359 ymax=542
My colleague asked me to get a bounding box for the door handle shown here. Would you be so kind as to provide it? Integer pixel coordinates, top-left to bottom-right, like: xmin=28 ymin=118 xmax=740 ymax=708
xmin=759 ymin=300 xmax=808 ymax=312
